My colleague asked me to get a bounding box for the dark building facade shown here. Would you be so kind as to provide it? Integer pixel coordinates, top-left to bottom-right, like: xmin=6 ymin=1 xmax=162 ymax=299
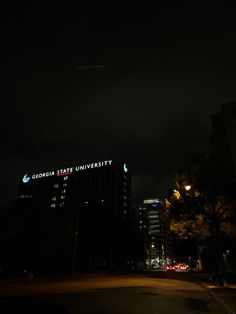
xmin=210 ymin=102 xmax=236 ymax=184
xmin=16 ymin=160 xmax=131 ymax=274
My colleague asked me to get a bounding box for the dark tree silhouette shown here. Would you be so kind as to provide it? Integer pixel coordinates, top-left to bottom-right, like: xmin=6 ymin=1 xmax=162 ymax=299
xmin=166 ymin=152 xmax=236 ymax=287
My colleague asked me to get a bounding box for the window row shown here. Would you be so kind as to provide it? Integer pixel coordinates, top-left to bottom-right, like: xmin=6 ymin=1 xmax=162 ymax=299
xmin=53 ymin=182 xmax=68 ymax=188
xmin=50 ymin=202 xmax=65 ymax=208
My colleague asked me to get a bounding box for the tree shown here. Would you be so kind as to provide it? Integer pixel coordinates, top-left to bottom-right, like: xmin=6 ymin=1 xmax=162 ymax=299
xmin=166 ymin=151 xmax=236 ymax=286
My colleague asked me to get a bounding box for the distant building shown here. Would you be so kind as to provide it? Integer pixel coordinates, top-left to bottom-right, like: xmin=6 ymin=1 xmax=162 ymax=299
xmin=210 ymin=102 xmax=236 ymax=183
xmin=134 ymin=198 xmax=173 ymax=269
xmin=16 ymin=160 xmax=131 ymax=274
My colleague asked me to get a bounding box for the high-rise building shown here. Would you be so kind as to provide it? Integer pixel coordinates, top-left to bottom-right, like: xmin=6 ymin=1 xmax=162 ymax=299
xmin=210 ymin=102 xmax=236 ymax=183
xmin=134 ymin=198 xmax=172 ymax=269
xmin=16 ymin=160 xmax=131 ymax=274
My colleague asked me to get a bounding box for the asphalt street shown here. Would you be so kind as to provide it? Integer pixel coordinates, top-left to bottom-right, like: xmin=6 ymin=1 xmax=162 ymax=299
xmin=0 ymin=274 xmax=233 ymax=313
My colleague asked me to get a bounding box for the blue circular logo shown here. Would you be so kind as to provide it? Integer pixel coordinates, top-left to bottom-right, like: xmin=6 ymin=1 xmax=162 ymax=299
xmin=123 ymin=163 xmax=128 ymax=173
xmin=22 ymin=174 xmax=30 ymax=183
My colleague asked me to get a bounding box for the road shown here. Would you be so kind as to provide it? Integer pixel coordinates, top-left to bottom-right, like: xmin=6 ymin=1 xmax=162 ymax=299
xmin=0 ymin=273 xmax=229 ymax=313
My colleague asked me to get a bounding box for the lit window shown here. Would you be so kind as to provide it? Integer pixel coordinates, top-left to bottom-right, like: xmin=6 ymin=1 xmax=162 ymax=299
xmin=61 ymin=195 xmax=65 ymax=199
xmin=123 ymin=202 xmax=127 ymax=207
xmin=124 ymin=195 xmax=127 ymax=199
xmin=63 ymin=176 xmax=68 ymax=181
xmin=20 ymin=195 xmax=32 ymax=199
xmin=59 ymin=202 xmax=64 ymax=207
xmin=52 ymin=197 xmax=56 ymax=201
xmin=62 ymin=189 xmax=66 ymax=194
xmin=85 ymin=201 xmax=88 ymax=204
xmin=62 ymin=183 xmax=67 ymax=187
xmin=148 ymin=210 xmax=159 ymax=214
xmin=149 ymin=225 xmax=159 ymax=230
xmin=51 ymin=203 xmax=56 ymax=208
xmin=152 ymin=219 xmax=160 ymax=223
xmin=149 ymin=230 xmax=158 ymax=234
xmin=54 ymin=184 xmax=59 ymax=188
xmin=123 ymin=210 xmax=127 ymax=214
xmin=148 ymin=215 xmax=159 ymax=218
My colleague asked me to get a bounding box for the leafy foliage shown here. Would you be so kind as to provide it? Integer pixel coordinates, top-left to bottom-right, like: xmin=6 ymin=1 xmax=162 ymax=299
xmin=165 ymin=151 xmax=236 ymax=285
xmin=170 ymin=215 xmax=210 ymax=240
xmin=166 ymin=152 xmax=236 ymax=241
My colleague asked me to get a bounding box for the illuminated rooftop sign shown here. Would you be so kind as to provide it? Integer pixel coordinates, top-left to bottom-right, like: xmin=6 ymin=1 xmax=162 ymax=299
xmin=143 ymin=199 xmax=160 ymax=204
xmin=22 ymin=174 xmax=30 ymax=183
xmin=123 ymin=163 xmax=128 ymax=173
xmin=22 ymin=160 xmax=113 ymax=183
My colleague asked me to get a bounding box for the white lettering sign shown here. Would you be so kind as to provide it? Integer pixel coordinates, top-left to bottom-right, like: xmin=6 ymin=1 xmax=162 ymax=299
xmin=23 ymin=160 xmax=113 ymax=183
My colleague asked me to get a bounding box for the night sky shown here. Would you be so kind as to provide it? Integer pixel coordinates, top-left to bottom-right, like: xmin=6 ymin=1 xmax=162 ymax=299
xmin=3 ymin=3 xmax=236 ymax=203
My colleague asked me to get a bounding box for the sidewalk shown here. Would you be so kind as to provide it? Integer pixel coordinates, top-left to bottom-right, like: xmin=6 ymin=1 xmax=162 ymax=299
xmin=202 ymin=282 xmax=236 ymax=314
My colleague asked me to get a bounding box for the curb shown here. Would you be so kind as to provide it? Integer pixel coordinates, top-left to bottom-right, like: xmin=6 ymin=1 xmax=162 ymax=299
xmin=200 ymin=282 xmax=236 ymax=314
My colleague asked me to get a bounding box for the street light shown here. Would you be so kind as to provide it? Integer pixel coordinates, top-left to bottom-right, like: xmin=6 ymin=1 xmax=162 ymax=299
xmin=184 ymin=185 xmax=192 ymax=191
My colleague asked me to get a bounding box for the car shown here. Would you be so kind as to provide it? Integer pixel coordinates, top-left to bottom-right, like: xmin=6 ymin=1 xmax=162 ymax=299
xmin=166 ymin=265 xmax=176 ymax=271
xmin=174 ymin=263 xmax=190 ymax=271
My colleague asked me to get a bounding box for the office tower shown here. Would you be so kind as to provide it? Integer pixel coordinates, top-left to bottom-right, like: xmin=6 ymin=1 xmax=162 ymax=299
xmin=16 ymin=160 xmax=131 ymax=273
